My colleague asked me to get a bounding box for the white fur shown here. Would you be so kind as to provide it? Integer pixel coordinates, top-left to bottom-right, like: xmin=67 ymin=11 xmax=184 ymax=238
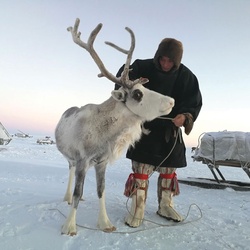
xmin=63 ymin=166 xmax=75 ymax=204
xmin=55 ymin=83 xmax=174 ymax=235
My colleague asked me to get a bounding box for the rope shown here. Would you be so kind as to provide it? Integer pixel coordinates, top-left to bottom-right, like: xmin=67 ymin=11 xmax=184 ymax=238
xmin=152 ymin=116 xmax=180 ymax=172
xmin=50 ymin=125 xmax=202 ymax=234
xmin=127 ymin=119 xmax=180 ymax=190
xmin=122 ymin=124 xmax=180 ymax=218
xmin=122 ymin=118 xmax=186 ymax=225
xmin=49 ymin=203 xmax=202 ymax=234
xmin=51 ymin=116 xmax=203 ymax=234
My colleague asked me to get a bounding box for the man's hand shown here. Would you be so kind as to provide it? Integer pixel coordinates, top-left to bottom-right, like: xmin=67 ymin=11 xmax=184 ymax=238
xmin=172 ymin=114 xmax=186 ymax=127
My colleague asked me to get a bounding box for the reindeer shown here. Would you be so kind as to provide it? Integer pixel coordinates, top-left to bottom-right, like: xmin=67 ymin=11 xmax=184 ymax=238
xmin=55 ymin=18 xmax=175 ymax=236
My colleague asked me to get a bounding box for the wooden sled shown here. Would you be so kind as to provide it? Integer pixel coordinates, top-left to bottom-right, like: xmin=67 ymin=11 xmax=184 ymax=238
xmin=191 ymin=131 xmax=250 ymax=190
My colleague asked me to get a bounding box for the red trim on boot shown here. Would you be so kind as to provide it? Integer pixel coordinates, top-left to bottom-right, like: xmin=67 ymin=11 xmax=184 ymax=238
xmin=159 ymin=173 xmax=176 ymax=179
xmin=159 ymin=172 xmax=180 ymax=196
xmin=134 ymin=173 xmax=149 ymax=180
xmin=124 ymin=173 xmax=149 ymax=197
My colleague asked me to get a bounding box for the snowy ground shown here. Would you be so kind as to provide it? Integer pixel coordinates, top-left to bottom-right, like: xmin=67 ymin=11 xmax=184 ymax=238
xmin=0 ymin=137 xmax=249 ymax=250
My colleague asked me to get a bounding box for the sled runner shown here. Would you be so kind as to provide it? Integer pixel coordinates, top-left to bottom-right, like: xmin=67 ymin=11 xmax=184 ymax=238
xmin=179 ymin=177 xmax=250 ymax=191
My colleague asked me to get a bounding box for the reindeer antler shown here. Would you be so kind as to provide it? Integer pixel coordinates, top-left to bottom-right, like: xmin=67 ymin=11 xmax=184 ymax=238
xmin=67 ymin=18 xmax=148 ymax=88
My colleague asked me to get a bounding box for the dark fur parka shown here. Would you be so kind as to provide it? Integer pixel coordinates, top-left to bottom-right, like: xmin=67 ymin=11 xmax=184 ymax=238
xmin=116 ymin=40 xmax=202 ymax=168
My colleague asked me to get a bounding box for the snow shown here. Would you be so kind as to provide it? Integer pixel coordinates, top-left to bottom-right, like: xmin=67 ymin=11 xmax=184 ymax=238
xmin=0 ymin=137 xmax=249 ymax=250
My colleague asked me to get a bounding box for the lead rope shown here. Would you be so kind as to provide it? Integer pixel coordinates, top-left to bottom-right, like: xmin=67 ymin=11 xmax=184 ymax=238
xmin=123 ymin=117 xmax=202 ymax=229
xmin=153 ymin=117 xmax=178 ymax=174
xmin=49 ymin=203 xmax=202 ymax=234
xmin=50 ymin=117 xmax=202 ymax=233
xmin=136 ymin=117 xmax=179 ymax=181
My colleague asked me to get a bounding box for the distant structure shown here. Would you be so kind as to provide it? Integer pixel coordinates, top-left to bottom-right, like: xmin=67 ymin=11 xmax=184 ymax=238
xmin=0 ymin=122 xmax=12 ymax=145
xmin=15 ymin=130 xmax=32 ymax=138
xmin=36 ymin=136 xmax=55 ymax=145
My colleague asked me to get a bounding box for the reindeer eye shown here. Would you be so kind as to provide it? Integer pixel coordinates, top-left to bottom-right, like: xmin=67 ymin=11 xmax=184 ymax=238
xmin=132 ymin=89 xmax=143 ymax=102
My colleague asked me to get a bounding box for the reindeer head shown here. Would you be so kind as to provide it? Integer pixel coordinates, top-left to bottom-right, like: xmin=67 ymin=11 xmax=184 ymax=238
xmin=111 ymin=84 xmax=174 ymax=121
xmin=67 ymin=19 xmax=174 ymax=121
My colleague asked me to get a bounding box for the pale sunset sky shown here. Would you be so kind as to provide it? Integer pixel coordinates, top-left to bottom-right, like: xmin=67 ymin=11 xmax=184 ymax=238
xmin=1 ymin=0 xmax=250 ymax=147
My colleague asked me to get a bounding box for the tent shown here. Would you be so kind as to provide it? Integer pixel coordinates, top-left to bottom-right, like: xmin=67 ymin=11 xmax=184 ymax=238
xmin=0 ymin=122 xmax=12 ymax=145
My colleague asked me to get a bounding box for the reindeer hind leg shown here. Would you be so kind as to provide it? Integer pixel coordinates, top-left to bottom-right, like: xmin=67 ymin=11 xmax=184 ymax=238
xmin=63 ymin=161 xmax=75 ymax=204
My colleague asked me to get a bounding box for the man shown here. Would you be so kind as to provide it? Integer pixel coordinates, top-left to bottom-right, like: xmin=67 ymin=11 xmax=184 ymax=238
xmin=116 ymin=38 xmax=202 ymax=227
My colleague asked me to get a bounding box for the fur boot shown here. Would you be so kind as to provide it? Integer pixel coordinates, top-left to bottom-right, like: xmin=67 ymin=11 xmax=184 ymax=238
xmin=124 ymin=161 xmax=154 ymax=227
xmin=157 ymin=168 xmax=183 ymax=222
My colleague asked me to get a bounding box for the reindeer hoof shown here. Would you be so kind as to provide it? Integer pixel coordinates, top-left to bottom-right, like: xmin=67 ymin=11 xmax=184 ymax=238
xmin=103 ymin=226 xmax=116 ymax=233
xmin=61 ymin=231 xmax=77 ymax=236
xmin=61 ymin=224 xmax=77 ymax=236
xmin=61 ymin=230 xmax=77 ymax=236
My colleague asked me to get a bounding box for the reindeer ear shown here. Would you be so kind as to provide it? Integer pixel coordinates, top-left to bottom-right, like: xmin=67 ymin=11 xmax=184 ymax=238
xmin=111 ymin=89 xmax=127 ymax=102
xmin=139 ymin=77 xmax=149 ymax=85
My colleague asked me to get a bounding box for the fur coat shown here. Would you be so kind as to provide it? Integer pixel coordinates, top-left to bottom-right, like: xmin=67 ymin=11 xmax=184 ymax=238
xmin=116 ymin=39 xmax=202 ymax=168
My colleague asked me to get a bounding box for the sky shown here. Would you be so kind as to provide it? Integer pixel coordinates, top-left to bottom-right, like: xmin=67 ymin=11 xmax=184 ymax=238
xmin=1 ymin=0 xmax=250 ymax=147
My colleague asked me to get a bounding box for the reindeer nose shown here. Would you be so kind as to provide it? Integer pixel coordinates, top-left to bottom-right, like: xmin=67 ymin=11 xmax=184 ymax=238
xmin=170 ymin=98 xmax=175 ymax=107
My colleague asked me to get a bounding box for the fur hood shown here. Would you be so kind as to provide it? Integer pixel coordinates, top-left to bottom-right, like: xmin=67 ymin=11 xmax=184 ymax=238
xmin=153 ymin=38 xmax=183 ymax=72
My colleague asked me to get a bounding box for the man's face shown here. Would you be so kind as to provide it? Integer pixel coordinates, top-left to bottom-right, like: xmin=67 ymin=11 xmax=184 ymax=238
xmin=159 ymin=56 xmax=174 ymax=72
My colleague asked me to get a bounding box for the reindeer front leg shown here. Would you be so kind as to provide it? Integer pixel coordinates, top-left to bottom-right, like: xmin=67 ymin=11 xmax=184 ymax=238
xmin=95 ymin=165 xmax=116 ymax=232
xmin=61 ymin=161 xmax=86 ymax=235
